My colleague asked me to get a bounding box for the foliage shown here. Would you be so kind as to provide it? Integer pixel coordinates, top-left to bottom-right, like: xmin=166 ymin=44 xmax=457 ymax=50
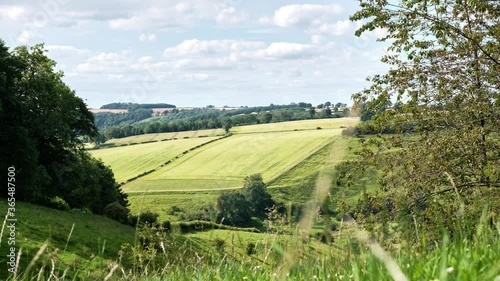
xmin=139 ymin=211 xmax=160 ymax=225
xmin=350 ymin=1 xmax=500 ymax=238
xmin=48 ymin=196 xmax=70 ymax=211
xmin=216 ymin=191 xmax=252 ymax=226
xmin=93 ymin=102 xmax=350 ymax=140
xmin=214 ymin=238 xmax=225 ymax=252
xmin=242 ymin=174 xmax=275 ymax=218
xmin=104 ymin=201 xmax=130 ymax=224
xmin=0 ymin=40 xmax=129 ymax=219
xmin=100 ymin=102 xmax=175 ymax=110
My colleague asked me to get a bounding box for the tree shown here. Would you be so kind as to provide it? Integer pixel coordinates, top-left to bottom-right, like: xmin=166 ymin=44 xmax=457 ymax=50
xmin=222 ymin=117 xmax=233 ymax=133
xmin=325 ymin=101 xmax=331 ymax=107
xmin=309 ymin=108 xmax=316 ymax=119
xmin=216 ymin=191 xmax=252 ymax=226
xmin=0 ymin=41 xmax=129 ymax=218
xmin=350 ymin=1 xmax=499 ymax=238
xmin=242 ymin=174 xmax=274 ymax=218
xmin=324 ymin=107 xmax=332 ymax=118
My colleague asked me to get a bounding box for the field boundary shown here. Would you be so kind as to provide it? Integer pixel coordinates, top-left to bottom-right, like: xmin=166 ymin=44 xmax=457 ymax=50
xmin=119 ymin=134 xmax=233 ymax=186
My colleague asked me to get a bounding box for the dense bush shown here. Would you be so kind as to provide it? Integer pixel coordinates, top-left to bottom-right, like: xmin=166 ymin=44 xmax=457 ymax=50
xmin=104 ymin=202 xmax=129 ymax=224
xmin=139 ymin=211 xmax=160 ymax=225
xmin=49 ymin=196 xmax=70 ymax=211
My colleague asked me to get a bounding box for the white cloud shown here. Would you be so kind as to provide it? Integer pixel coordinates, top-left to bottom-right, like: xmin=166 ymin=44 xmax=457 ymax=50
xmin=46 ymin=45 xmax=91 ymax=56
xmin=216 ymin=7 xmax=245 ymax=25
xmin=255 ymin=42 xmax=315 ymax=60
xmin=139 ymin=33 xmax=157 ymax=42
xmin=16 ymin=30 xmax=33 ymax=43
xmin=0 ymin=5 xmax=26 ymax=20
xmin=75 ymin=51 xmax=134 ymax=74
xmin=311 ymin=35 xmax=326 ymax=45
xmin=317 ymin=20 xmax=352 ymax=35
xmin=164 ymin=39 xmax=266 ymax=57
xmin=260 ymin=4 xmax=350 ymax=36
xmin=270 ymin=4 xmax=343 ymax=28
xmin=139 ymin=56 xmax=153 ymax=63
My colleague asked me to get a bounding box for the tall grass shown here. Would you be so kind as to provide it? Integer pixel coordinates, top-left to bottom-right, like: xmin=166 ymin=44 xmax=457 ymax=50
xmin=7 ymin=217 xmax=496 ymax=280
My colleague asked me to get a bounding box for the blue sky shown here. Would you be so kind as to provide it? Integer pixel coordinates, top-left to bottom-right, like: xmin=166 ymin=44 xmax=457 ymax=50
xmin=0 ymin=0 xmax=389 ymax=108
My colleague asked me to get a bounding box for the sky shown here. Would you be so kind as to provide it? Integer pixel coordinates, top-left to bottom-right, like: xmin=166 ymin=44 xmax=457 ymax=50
xmin=0 ymin=0 xmax=390 ymax=108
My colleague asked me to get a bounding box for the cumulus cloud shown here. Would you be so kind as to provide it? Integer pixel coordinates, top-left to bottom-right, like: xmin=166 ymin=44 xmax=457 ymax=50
xmin=255 ymin=42 xmax=315 ymax=60
xmin=139 ymin=33 xmax=157 ymax=42
xmin=216 ymin=7 xmax=245 ymax=25
xmin=260 ymin=4 xmax=352 ymax=36
xmin=164 ymin=39 xmax=266 ymax=57
xmin=0 ymin=5 xmax=26 ymax=20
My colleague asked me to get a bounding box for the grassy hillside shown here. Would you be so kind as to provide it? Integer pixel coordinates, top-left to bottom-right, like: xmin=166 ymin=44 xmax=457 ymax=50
xmin=90 ymin=137 xmax=220 ymax=183
xmin=0 ymin=201 xmax=135 ymax=280
xmin=123 ymin=129 xmax=338 ymax=192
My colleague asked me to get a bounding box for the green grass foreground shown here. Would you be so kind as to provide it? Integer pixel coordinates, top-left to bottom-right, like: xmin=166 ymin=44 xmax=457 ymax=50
xmin=1 ymin=200 xmax=498 ymax=280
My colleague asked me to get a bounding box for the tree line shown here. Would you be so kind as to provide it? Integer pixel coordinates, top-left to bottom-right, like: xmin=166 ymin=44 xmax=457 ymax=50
xmin=100 ymin=102 xmax=176 ymax=109
xmin=94 ymin=104 xmax=350 ymax=142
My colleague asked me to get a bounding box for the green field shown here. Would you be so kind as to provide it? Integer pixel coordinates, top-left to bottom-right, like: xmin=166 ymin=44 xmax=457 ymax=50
xmin=123 ymin=129 xmax=340 ymax=192
xmin=102 ymin=128 xmax=225 ymax=146
xmin=90 ymin=137 xmax=220 ymax=183
xmin=127 ymin=191 xmax=220 ymax=221
xmin=232 ymin=117 xmax=359 ymax=134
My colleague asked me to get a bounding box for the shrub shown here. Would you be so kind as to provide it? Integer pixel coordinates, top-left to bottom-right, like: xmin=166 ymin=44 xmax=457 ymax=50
xmin=161 ymin=220 xmax=171 ymax=232
xmin=341 ymin=127 xmax=359 ymax=137
xmin=49 ymin=196 xmax=70 ymax=211
xmin=103 ymin=202 xmax=129 ymax=223
xmin=246 ymin=242 xmax=256 ymax=255
xmin=128 ymin=214 xmax=139 ymax=227
xmin=316 ymin=127 xmax=322 ymax=130
xmin=139 ymin=211 xmax=159 ymax=225
xmin=214 ymin=238 xmax=225 ymax=252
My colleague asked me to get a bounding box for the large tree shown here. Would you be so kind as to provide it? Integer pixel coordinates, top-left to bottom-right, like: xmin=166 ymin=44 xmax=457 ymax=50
xmin=350 ymin=1 xmax=499 ymax=237
xmin=0 ymin=41 xmax=127 ymax=214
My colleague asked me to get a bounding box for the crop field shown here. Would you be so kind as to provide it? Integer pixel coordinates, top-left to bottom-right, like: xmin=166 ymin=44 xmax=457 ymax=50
xmin=103 ymin=128 xmax=225 ymax=146
xmin=90 ymin=137 xmax=220 ymax=183
xmin=123 ymin=129 xmax=341 ymax=192
xmin=232 ymin=117 xmax=359 ymax=134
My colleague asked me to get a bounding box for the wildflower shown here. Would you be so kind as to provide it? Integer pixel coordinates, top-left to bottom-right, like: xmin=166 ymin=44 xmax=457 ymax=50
xmin=446 ymin=267 xmax=454 ymax=273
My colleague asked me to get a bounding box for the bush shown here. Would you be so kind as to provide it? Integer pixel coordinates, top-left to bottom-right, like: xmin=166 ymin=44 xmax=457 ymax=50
xmin=316 ymin=127 xmax=322 ymax=130
xmin=128 ymin=214 xmax=139 ymax=227
xmin=214 ymin=238 xmax=225 ymax=252
xmin=341 ymin=127 xmax=360 ymax=137
xmin=161 ymin=220 xmax=171 ymax=232
xmin=139 ymin=211 xmax=159 ymax=225
xmin=49 ymin=196 xmax=70 ymax=211
xmin=103 ymin=202 xmax=129 ymax=223
xmin=246 ymin=242 xmax=256 ymax=255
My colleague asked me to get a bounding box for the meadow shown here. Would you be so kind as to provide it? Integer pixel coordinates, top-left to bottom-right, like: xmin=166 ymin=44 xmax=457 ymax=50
xmin=90 ymin=137 xmax=220 ymax=183
xmin=2 ymin=200 xmax=498 ymax=280
xmin=123 ymin=129 xmax=339 ymax=192
xmin=102 ymin=128 xmax=225 ymax=147
xmin=232 ymin=117 xmax=359 ymax=134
